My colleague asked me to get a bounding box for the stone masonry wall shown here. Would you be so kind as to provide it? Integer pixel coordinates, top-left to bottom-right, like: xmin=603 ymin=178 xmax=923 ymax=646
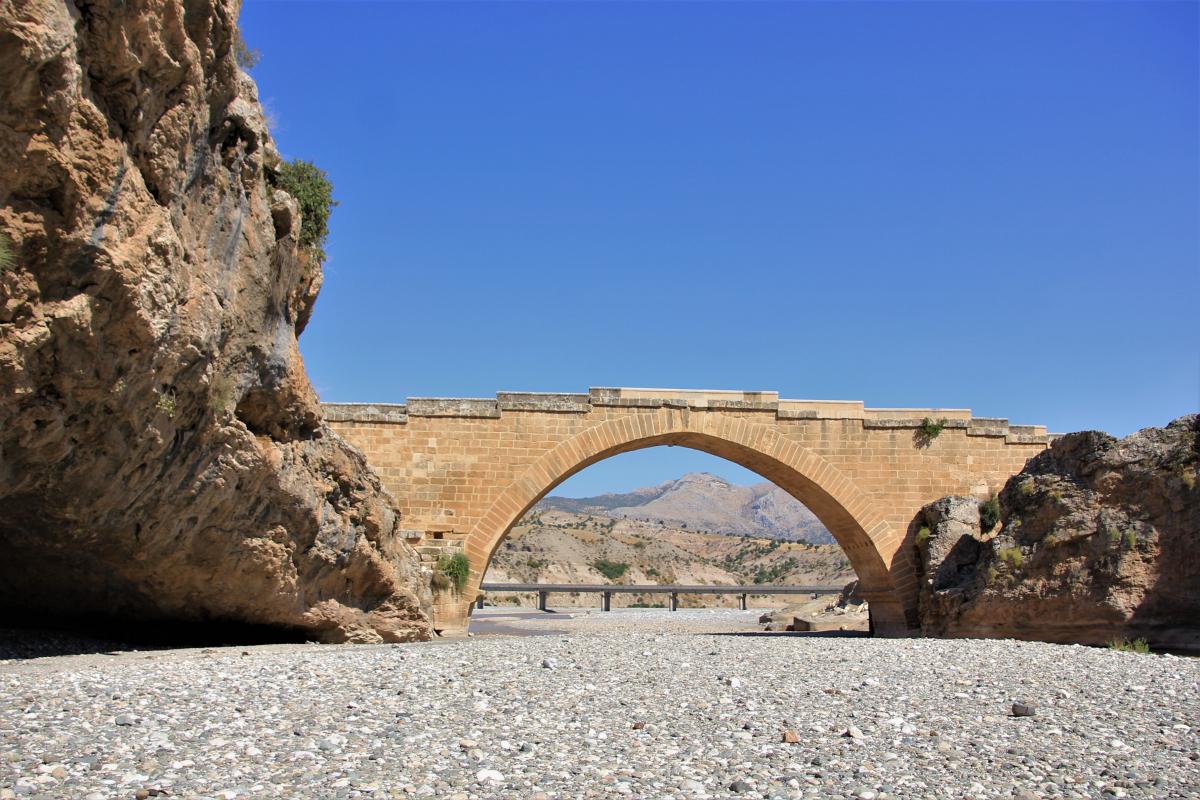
xmin=326 ymin=389 xmax=1052 ymax=634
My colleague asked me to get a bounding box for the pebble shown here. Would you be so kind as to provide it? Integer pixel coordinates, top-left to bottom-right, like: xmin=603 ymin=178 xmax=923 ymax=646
xmin=0 ymin=609 xmax=1197 ymax=799
xmin=475 ymin=768 xmax=503 ymax=784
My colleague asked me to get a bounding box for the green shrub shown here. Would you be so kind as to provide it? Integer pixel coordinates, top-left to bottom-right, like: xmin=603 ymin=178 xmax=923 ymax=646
xmin=234 ymin=31 xmax=260 ymax=69
xmin=997 ymin=547 xmax=1023 ymax=569
xmin=155 ymin=390 xmax=177 ymax=419
xmin=1018 ymin=479 xmax=1037 ymax=497
xmin=436 ymin=551 xmax=471 ymax=591
xmin=1108 ymin=638 xmax=1150 ymax=654
xmin=210 ymin=374 xmax=237 ymax=414
xmin=914 ymin=417 xmax=947 ymax=448
xmin=591 ymin=559 xmax=629 ymax=581
xmin=979 ymin=495 xmax=1001 ymax=532
xmin=1043 ymin=533 xmax=1060 ymax=548
xmin=916 ymin=526 xmax=931 ymax=545
xmin=1107 ymin=527 xmax=1122 ymax=545
xmin=0 ymin=234 xmax=14 ymax=272
xmin=270 ymin=159 xmax=337 ymax=264
xmin=986 ymin=566 xmax=999 ymax=583
xmin=1182 ymin=470 xmax=1196 ymax=490
xmin=1122 ymin=530 xmax=1137 ymax=549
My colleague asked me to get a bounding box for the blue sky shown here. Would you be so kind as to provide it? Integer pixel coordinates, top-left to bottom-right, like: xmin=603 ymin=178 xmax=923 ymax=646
xmin=241 ymin=0 xmax=1198 ymax=497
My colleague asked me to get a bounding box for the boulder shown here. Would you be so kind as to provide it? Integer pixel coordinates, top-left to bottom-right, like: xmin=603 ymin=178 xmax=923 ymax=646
xmin=915 ymin=417 xmax=1199 ymax=651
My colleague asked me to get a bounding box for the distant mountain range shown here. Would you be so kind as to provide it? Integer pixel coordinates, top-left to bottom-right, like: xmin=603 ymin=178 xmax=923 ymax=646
xmin=538 ymin=472 xmax=834 ymax=544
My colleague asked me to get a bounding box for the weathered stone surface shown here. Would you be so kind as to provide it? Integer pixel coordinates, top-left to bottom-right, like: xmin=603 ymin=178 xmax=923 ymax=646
xmin=0 ymin=0 xmax=431 ymax=642
xmin=916 ymin=416 xmax=1199 ymax=651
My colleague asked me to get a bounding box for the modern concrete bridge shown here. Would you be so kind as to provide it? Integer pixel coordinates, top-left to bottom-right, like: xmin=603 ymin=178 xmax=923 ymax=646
xmin=323 ymin=388 xmax=1053 ymax=636
xmin=478 ymin=582 xmax=845 ymax=612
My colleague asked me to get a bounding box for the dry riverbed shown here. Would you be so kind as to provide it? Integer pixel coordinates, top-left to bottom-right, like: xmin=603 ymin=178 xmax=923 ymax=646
xmin=1 ymin=610 xmax=1197 ymax=799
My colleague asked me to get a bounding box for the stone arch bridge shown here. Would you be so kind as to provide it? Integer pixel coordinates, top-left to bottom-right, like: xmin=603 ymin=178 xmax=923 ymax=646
xmin=324 ymin=388 xmax=1053 ymax=635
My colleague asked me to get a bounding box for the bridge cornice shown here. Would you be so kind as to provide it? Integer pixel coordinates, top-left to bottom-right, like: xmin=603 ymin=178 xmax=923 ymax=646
xmin=321 ymin=387 xmax=1054 ymax=444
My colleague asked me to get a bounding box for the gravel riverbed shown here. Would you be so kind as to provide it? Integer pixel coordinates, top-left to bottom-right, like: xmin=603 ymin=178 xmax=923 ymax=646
xmin=1 ymin=610 xmax=1197 ymax=799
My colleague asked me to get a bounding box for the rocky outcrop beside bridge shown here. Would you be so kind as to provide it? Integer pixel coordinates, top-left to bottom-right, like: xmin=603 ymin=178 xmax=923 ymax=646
xmin=0 ymin=0 xmax=431 ymax=642
xmin=915 ymin=416 xmax=1199 ymax=651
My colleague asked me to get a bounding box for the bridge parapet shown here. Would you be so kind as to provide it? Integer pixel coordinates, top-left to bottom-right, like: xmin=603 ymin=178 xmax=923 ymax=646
xmin=322 ymin=402 xmax=408 ymax=424
xmin=322 ymin=388 xmax=1053 ymax=444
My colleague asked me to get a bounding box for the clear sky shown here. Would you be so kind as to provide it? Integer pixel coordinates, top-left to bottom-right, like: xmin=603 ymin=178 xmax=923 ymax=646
xmin=240 ymin=0 xmax=1198 ymax=497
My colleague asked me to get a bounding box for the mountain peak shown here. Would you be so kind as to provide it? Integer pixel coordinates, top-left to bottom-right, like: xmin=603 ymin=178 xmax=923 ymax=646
xmin=537 ymin=472 xmax=833 ymax=544
xmin=672 ymin=472 xmax=732 ymax=486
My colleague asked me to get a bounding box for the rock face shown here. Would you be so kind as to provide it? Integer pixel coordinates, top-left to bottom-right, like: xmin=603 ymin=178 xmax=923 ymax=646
xmin=0 ymin=0 xmax=432 ymax=642
xmin=915 ymin=416 xmax=1199 ymax=651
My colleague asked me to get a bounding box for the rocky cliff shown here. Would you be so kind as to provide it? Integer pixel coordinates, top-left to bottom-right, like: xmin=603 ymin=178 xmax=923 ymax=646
xmin=0 ymin=0 xmax=432 ymax=642
xmin=915 ymin=416 xmax=1199 ymax=650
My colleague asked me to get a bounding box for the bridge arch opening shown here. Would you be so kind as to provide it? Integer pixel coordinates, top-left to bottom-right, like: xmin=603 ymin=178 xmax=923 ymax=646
xmin=325 ymin=390 xmax=1052 ymax=637
xmin=464 ymin=423 xmax=913 ymax=634
xmin=482 ymin=445 xmax=857 ymax=607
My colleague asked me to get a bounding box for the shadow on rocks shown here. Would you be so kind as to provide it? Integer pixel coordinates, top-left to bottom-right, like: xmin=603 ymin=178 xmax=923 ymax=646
xmin=0 ymin=616 xmax=308 ymax=661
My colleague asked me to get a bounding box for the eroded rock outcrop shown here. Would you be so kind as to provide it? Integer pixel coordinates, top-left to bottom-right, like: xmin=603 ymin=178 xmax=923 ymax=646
xmin=915 ymin=416 xmax=1199 ymax=650
xmin=0 ymin=0 xmax=432 ymax=642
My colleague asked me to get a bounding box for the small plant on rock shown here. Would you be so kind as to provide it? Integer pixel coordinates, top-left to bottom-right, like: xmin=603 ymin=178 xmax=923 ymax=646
xmin=0 ymin=234 xmax=14 ymax=272
xmin=979 ymin=495 xmax=1001 ymax=532
xmin=997 ymin=547 xmax=1023 ymax=569
xmin=210 ymin=374 xmax=238 ymax=414
xmin=234 ymin=31 xmax=260 ymax=69
xmin=269 ymin=159 xmax=337 ymax=265
xmin=914 ymin=417 xmax=947 ymax=448
xmin=1108 ymin=638 xmax=1150 ymax=654
xmin=155 ymin=389 xmax=177 ymax=419
xmin=1122 ymin=530 xmax=1137 ymax=549
xmin=436 ymin=551 xmax=471 ymax=592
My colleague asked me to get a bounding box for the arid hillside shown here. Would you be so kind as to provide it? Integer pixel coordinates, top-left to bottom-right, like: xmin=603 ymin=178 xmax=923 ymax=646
xmin=485 ymin=503 xmax=854 ymax=608
xmin=539 ymin=472 xmax=834 ymax=543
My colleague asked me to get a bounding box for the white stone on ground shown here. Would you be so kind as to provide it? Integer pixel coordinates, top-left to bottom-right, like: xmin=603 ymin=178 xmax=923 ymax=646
xmin=1 ymin=609 xmax=1197 ymax=799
